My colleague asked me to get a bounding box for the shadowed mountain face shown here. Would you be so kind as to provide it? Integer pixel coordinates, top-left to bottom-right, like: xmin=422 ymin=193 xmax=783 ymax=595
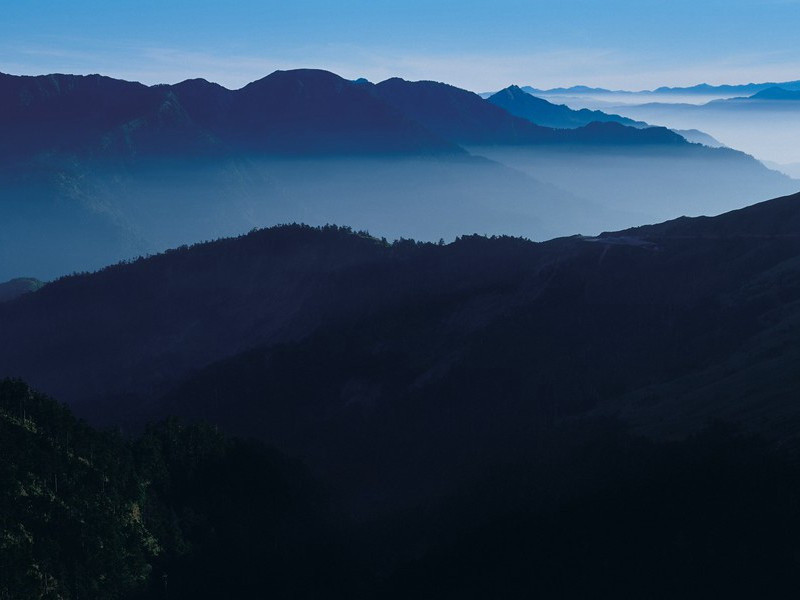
xmin=747 ymin=87 xmax=800 ymax=101
xmin=672 ymin=128 xmax=725 ymax=147
xmin=487 ymin=86 xmax=726 ymax=149
xmin=487 ymin=85 xmax=647 ymax=129
xmin=0 ymin=70 xmax=460 ymax=159
xmin=3 ymin=192 xmax=800 ymax=511
xmin=7 ymin=378 xmax=800 ymax=598
xmin=372 ymin=78 xmax=683 ymax=145
xmin=1 ymin=69 xmax=797 ymax=281
xmin=0 ymin=70 xmax=465 ymax=161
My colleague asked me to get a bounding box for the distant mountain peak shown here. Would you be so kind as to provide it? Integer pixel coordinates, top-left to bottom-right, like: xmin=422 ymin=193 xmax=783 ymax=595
xmin=487 ymin=84 xmax=648 ymax=130
xmin=749 ymin=86 xmax=800 ymax=100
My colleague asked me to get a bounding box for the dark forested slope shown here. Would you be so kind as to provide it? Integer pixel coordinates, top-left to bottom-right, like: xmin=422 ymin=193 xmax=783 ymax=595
xmin=3 ymin=193 xmax=800 ymax=511
xmin=0 ymin=379 xmax=352 ymax=600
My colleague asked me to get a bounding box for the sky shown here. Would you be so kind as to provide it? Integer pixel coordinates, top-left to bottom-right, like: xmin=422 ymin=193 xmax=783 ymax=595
xmin=3 ymin=0 xmax=800 ymax=92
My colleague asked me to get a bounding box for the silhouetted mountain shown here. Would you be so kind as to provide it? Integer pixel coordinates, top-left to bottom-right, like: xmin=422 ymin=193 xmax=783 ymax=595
xmin=0 ymin=277 xmax=43 ymax=302
xmin=517 ymin=80 xmax=800 ymax=97
xmin=3 ymin=192 xmax=800 ymax=511
xmin=372 ymin=78 xmax=682 ymax=145
xmin=0 ymin=72 xmax=168 ymax=160
xmin=2 ymin=69 xmax=796 ymax=283
xmin=653 ymin=80 xmax=800 ymax=95
xmin=486 ymin=87 xmax=725 ymax=147
xmin=748 ymin=86 xmax=800 ymax=101
xmin=519 ymin=84 xmax=615 ymax=95
xmin=672 ymin=128 xmax=725 ymax=147
xmin=371 ymin=77 xmax=559 ymax=144
xmin=0 ymin=70 xmax=458 ymax=159
xmin=487 ymin=85 xmax=646 ymax=128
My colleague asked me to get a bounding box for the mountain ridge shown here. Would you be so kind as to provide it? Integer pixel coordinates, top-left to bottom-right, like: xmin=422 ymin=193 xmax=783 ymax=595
xmin=487 ymin=85 xmax=647 ymax=129
xmin=3 ymin=192 xmax=800 ymax=483
xmin=2 ymin=68 xmax=797 ymax=283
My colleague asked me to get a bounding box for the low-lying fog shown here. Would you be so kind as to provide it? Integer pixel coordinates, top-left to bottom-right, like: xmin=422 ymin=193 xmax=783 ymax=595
xmin=469 ymin=145 xmax=797 ymax=222
xmin=2 ymin=148 xmax=796 ymax=281
xmin=537 ymin=92 xmax=800 ymax=168
xmin=539 ymin=93 xmax=739 ymax=108
xmin=0 ymin=156 xmax=609 ymax=281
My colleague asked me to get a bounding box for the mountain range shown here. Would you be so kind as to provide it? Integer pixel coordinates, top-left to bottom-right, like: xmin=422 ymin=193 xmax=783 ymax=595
xmin=482 ymin=85 xmax=729 ymax=149
xmin=518 ymin=80 xmax=800 ymax=97
xmin=4 ymin=66 xmax=800 ymax=595
xmin=3 ymin=190 xmax=800 ymax=511
xmin=738 ymin=87 xmax=800 ymax=101
xmin=486 ymin=85 xmax=647 ymax=129
xmin=1 ymin=69 xmax=797 ymax=282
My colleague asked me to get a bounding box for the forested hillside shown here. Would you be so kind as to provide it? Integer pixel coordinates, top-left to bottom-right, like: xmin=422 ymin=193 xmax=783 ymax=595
xmin=0 ymin=380 xmax=353 ymax=599
xmin=4 ymin=379 xmax=800 ymax=598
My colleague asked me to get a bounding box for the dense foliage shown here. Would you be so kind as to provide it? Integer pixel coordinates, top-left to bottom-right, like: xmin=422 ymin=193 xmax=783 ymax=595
xmin=5 ymin=379 xmax=800 ymax=598
xmin=0 ymin=379 xmax=353 ymax=600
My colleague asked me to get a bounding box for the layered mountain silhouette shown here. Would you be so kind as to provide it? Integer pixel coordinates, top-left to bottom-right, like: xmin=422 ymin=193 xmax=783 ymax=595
xmin=672 ymin=128 xmax=725 ymax=147
xmin=519 ymin=80 xmax=800 ymax=97
xmin=748 ymin=87 xmax=800 ymax=101
xmin=0 ymin=69 xmax=709 ymax=160
xmin=486 ymin=86 xmax=730 ymax=148
xmin=1 ymin=69 xmax=797 ymax=281
xmin=5 ymin=67 xmax=800 ymax=599
xmin=3 ymin=191 xmax=800 ymax=510
xmin=0 ymin=70 xmax=458 ymax=159
xmin=487 ymin=85 xmax=647 ymax=129
xmin=371 ymin=78 xmax=681 ymax=145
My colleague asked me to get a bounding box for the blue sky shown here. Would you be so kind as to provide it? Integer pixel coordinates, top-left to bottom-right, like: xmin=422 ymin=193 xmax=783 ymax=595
xmin=3 ymin=1 xmax=800 ymax=91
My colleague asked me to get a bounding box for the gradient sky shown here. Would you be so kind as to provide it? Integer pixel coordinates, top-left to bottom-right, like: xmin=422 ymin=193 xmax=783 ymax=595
xmin=3 ymin=0 xmax=800 ymax=91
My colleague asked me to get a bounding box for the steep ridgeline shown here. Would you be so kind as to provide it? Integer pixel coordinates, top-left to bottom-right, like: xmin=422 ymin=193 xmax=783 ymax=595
xmin=0 ymin=69 xmax=616 ymax=281
xmin=486 ymin=86 xmax=725 ymax=148
xmin=0 ymin=69 xmax=455 ymax=280
xmin=487 ymin=85 xmax=648 ymax=129
xmin=370 ymin=78 xmax=682 ymax=145
xmin=746 ymin=87 xmax=800 ymax=101
xmin=368 ymin=77 xmax=796 ymax=224
xmin=0 ymin=70 xmax=457 ymax=159
xmin=2 ymin=192 xmax=800 ymax=512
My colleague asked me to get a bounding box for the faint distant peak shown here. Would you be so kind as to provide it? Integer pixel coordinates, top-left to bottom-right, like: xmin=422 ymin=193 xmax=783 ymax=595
xmin=748 ymin=86 xmax=800 ymax=100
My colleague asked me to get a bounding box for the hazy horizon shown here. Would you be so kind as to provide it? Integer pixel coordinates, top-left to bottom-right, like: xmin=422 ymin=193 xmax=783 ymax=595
xmin=4 ymin=1 xmax=800 ymax=92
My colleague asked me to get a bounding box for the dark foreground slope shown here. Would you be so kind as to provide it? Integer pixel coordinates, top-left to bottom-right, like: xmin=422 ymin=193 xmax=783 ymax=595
xmin=0 ymin=277 xmax=42 ymax=302
xmin=3 ymin=193 xmax=800 ymax=511
xmin=5 ymin=193 xmax=800 ymax=597
xmin=0 ymin=379 xmax=355 ymax=600
xmin=5 ymin=374 xmax=800 ymax=597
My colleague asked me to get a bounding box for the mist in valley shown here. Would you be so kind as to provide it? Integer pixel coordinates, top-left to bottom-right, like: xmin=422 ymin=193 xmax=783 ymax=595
xmin=0 ymin=155 xmax=610 ymax=281
xmin=3 ymin=144 xmax=797 ymax=282
xmin=534 ymin=92 xmax=800 ymax=169
xmin=470 ymin=145 xmax=798 ymax=224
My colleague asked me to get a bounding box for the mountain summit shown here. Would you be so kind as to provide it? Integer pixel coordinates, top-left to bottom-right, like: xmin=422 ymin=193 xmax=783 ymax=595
xmin=488 ymin=85 xmax=647 ymax=129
